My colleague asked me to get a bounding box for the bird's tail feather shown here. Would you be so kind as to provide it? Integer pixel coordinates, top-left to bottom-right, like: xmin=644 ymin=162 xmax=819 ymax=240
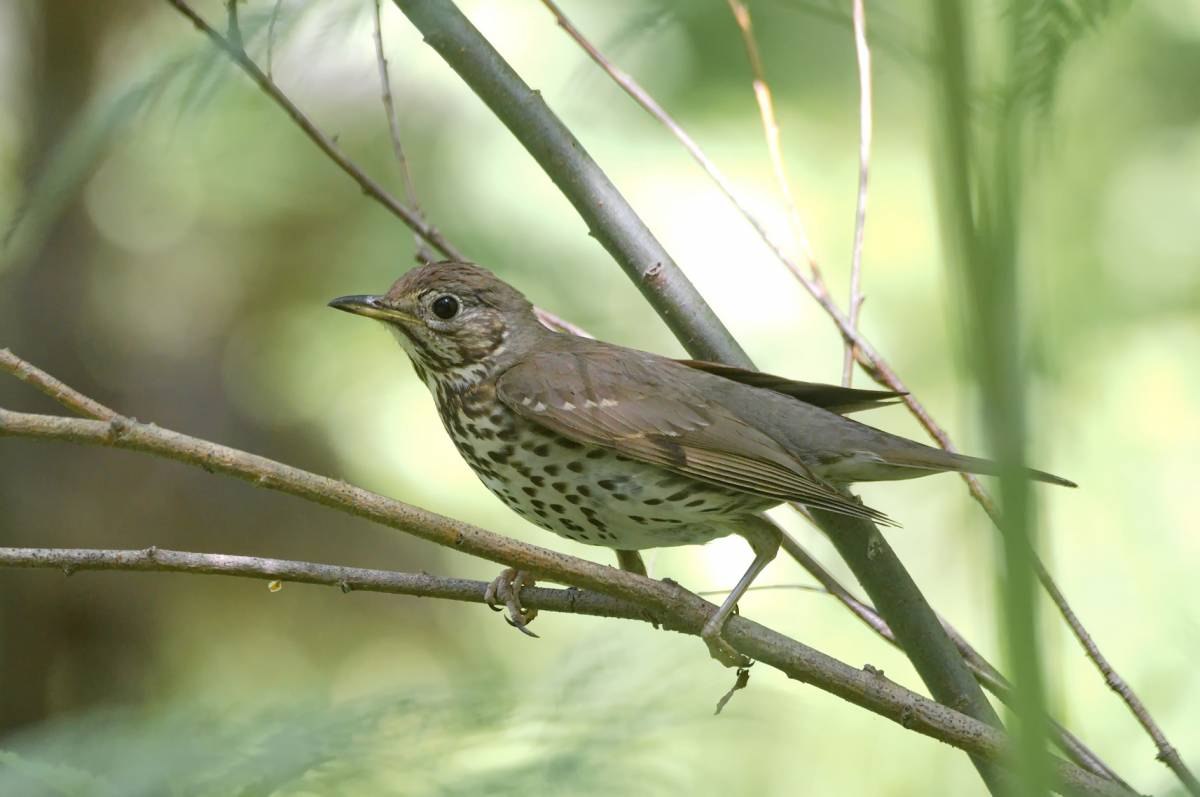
xmin=881 ymin=448 xmax=1077 ymax=488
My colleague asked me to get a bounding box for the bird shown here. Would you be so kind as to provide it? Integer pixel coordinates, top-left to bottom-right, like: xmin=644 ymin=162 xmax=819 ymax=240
xmin=329 ymin=261 xmax=1074 ymax=667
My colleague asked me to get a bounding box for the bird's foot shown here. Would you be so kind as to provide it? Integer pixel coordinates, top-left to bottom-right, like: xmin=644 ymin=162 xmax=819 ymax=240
xmin=484 ymin=568 xmax=539 ymax=637
xmin=701 ymin=615 xmax=751 ymax=669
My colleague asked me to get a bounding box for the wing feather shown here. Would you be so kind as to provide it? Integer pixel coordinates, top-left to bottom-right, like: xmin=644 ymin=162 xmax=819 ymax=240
xmin=496 ymin=350 xmax=896 ymax=526
xmin=677 ymin=359 xmax=904 ymax=414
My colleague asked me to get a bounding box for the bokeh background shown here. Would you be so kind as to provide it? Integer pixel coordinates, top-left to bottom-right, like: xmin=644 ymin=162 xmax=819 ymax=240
xmin=1 ymin=1 xmax=1197 ymax=794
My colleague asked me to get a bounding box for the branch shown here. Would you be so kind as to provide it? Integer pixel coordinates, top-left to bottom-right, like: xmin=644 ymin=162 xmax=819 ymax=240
xmin=392 ymin=0 xmax=1007 ymax=790
xmin=0 ymin=546 xmax=653 ymax=620
xmin=0 ymin=348 xmax=117 ymax=420
xmin=163 ymin=0 xmax=464 ymax=262
xmin=371 ymin=0 xmax=433 ymax=263
xmin=842 ymin=0 xmax=871 ymax=387
xmin=0 ymin=359 xmax=1125 ymax=797
xmin=726 ymin=0 xmax=822 ymax=281
xmin=532 ymin=2 xmax=1180 ymax=788
xmin=781 ymin=531 xmax=1132 ymax=790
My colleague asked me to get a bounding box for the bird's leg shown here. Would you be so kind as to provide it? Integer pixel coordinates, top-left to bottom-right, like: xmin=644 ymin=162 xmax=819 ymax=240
xmin=701 ymin=514 xmax=782 ymax=668
xmin=614 ymin=549 xmax=662 ymax=628
xmin=484 ymin=568 xmax=539 ymax=637
xmin=614 ymin=549 xmax=648 ymax=576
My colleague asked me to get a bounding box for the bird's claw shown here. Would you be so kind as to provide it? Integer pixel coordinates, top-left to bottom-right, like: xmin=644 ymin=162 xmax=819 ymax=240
xmin=701 ymin=617 xmax=752 ymax=669
xmin=485 ymin=568 xmax=539 ymax=637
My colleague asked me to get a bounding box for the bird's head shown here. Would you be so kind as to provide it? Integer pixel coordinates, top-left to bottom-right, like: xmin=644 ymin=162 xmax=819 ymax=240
xmin=329 ymin=261 xmax=537 ymax=374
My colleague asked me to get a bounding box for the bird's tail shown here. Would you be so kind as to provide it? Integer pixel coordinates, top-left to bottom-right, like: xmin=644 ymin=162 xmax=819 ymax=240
xmin=881 ymin=447 xmax=1077 ymax=488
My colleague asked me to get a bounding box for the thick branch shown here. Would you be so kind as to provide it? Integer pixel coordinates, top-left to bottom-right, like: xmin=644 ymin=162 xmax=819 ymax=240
xmin=0 ymin=407 xmax=1124 ymax=796
xmin=389 ymin=0 xmax=748 ymax=365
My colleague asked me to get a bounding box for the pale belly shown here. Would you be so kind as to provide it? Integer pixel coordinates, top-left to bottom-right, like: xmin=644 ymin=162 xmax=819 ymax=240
xmin=445 ymin=407 xmax=773 ymax=550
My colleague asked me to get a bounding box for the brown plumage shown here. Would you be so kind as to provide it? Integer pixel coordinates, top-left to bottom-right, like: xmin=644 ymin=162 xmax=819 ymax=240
xmin=330 ymin=261 xmax=1074 ymax=666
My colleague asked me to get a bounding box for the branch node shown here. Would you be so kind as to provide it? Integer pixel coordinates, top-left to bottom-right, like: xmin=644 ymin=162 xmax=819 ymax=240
xmin=107 ymin=417 xmax=129 ymax=441
xmin=339 ymin=581 xmax=353 ymax=594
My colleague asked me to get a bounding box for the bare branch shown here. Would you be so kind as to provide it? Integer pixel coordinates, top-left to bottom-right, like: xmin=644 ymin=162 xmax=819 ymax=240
xmin=533 ymin=306 xmax=594 ymax=338
xmin=780 ymin=530 xmax=1132 ymax=790
xmin=842 ymin=0 xmax=871 ymax=387
xmin=0 ymin=546 xmax=652 ymax=620
xmin=0 ymin=348 xmax=117 ymax=420
xmin=725 ymin=0 xmax=822 ymax=282
xmin=371 ymin=0 xmax=433 ymax=263
xmin=163 ymin=0 xmax=465 ymax=261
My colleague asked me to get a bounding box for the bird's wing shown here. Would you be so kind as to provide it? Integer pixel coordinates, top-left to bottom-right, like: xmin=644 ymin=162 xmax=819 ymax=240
xmin=676 ymin=359 xmax=905 ymax=414
xmin=496 ymin=350 xmax=895 ymax=525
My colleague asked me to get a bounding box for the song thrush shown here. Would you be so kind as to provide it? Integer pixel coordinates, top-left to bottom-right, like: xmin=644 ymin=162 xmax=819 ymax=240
xmin=330 ymin=261 xmax=1074 ymax=667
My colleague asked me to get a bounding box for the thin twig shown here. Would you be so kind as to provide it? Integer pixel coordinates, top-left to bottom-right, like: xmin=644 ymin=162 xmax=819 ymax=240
xmin=842 ymin=0 xmax=871 ymax=387
xmin=0 ymin=546 xmax=653 ymax=620
xmin=535 ymin=2 xmax=1181 ymax=785
xmin=371 ymin=0 xmax=433 ymax=263
xmin=0 ymin=364 xmax=1129 ymax=793
xmin=725 ymin=0 xmax=821 ymax=281
xmin=266 ymin=0 xmax=284 ymax=78
xmin=532 ymin=306 xmax=594 ymax=338
xmin=0 ymin=348 xmax=118 ymax=421
xmin=164 ymin=0 xmax=464 ymax=261
xmin=538 ymin=0 xmax=811 ymax=301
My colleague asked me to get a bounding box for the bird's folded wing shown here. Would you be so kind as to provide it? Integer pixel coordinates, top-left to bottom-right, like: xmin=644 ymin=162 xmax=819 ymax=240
xmin=496 ymin=351 xmax=895 ymax=526
xmin=676 ymin=359 xmax=905 ymax=414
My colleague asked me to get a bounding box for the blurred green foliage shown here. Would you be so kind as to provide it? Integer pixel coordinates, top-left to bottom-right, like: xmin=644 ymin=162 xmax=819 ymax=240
xmin=1 ymin=0 xmax=1198 ymax=794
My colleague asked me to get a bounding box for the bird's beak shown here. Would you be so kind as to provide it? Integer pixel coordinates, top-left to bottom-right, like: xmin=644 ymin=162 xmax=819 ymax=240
xmin=327 ymin=294 xmax=418 ymax=324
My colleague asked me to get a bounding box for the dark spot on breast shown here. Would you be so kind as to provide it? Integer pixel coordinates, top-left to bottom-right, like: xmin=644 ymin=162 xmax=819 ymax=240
xmin=666 ymin=489 xmax=692 ymax=502
xmin=487 ymin=449 xmax=511 ymax=464
xmin=533 ymin=444 xmax=551 ymax=457
xmin=550 ymin=503 xmax=566 ymax=514
xmin=551 ymin=482 xmax=568 ymax=494
xmin=685 ymin=498 xmax=706 ymax=508
xmin=530 ymin=475 xmax=545 ymax=487
xmin=586 ymin=449 xmax=607 ymax=460
xmin=566 ymin=461 xmax=584 ymax=473
xmin=598 ymin=479 xmax=616 ymax=491
xmin=559 ymin=439 xmax=584 ymax=450
xmin=643 ymin=498 xmax=663 ymax=506
xmin=576 ymin=485 xmax=592 ymax=498
xmin=531 ymin=499 xmax=546 ymax=510
xmin=565 ymin=494 xmax=581 ymax=505
xmin=544 ymin=465 xmax=560 ymax=476
xmin=522 ymin=486 xmax=538 ymax=497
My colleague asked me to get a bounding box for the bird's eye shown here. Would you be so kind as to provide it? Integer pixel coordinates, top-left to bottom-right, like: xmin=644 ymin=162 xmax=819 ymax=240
xmin=431 ymin=295 xmax=460 ymax=320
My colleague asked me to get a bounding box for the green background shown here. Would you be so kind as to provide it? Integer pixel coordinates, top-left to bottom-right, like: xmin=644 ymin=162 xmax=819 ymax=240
xmin=1 ymin=1 xmax=1197 ymax=794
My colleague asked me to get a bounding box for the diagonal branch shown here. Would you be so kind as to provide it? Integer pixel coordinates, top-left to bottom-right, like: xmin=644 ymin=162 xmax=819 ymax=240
xmin=779 ymin=531 xmax=1131 ymax=790
xmin=725 ymin=0 xmax=822 ymax=281
xmin=163 ymin=0 xmax=464 ymax=262
xmin=842 ymin=0 xmax=871 ymax=387
xmin=531 ymin=2 xmax=1182 ymax=787
xmin=371 ymin=0 xmax=433 ymax=263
